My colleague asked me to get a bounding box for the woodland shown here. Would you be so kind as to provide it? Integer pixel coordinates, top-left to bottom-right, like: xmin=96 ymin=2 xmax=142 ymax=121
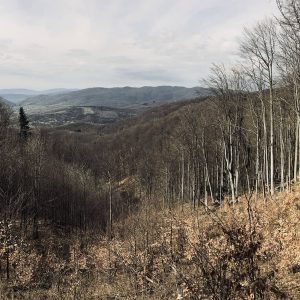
xmin=0 ymin=0 xmax=300 ymax=299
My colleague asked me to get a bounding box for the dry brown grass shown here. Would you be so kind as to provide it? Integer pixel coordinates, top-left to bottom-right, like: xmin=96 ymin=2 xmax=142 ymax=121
xmin=0 ymin=186 xmax=299 ymax=299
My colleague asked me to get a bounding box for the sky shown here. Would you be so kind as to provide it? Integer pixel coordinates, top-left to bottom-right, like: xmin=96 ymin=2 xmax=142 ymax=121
xmin=0 ymin=0 xmax=278 ymax=90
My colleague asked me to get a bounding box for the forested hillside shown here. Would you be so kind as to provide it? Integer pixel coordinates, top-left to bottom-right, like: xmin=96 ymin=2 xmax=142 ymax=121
xmin=20 ymin=86 xmax=209 ymax=107
xmin=0 ymin=0 xmax=300 ymax=299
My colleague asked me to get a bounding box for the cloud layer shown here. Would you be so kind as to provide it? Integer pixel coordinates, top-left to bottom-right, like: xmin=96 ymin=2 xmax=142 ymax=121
xmin=0 ymin=0 xmax=277 ymax=89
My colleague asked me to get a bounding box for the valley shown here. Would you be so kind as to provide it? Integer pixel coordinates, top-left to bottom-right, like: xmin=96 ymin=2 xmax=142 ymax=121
xmin=6 ymin=86 xmax=210 ymax=126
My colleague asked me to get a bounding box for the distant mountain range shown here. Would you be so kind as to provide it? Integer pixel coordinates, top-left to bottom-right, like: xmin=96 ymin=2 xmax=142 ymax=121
xmin=3 ymin=86 xmax=211 ymax=126
xmin=20 ymin=86 xmax=210 ymax=108
xmin=0 ymin=89 xmax=78 ymax=104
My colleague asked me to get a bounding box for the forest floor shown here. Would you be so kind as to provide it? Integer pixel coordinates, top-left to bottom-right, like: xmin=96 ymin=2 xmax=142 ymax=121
xmin=1 ymin=185 xmax=300 ymax=299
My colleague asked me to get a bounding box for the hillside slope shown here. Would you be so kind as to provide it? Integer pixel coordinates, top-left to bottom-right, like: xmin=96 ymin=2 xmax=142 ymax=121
xmin=0 ymin=96 xmax=14 ymax=106
xmin=4 ymin=184 xmax=299 ymax=299
xmin=90 ymin=186 xmax=300 ymax=299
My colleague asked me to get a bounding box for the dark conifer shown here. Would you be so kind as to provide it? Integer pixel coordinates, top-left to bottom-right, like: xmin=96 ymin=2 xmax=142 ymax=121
xmin=19 ymin=107 xmax=30 ymax=141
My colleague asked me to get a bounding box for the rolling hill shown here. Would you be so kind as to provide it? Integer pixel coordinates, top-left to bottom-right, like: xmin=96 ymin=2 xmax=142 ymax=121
xmin=21 ymin=86 xmax=211 ymax=108
xmin=17 ymin=86 xmax=211 ymax=126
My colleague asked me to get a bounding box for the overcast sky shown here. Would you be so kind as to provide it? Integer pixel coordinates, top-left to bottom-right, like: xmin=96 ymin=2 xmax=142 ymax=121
xmin=0 ymin=0 xmax=277 ymax=90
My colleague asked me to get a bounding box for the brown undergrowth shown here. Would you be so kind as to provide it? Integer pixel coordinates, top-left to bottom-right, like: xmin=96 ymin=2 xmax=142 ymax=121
xmin=0 ymin=186 xmax=299 ymax=299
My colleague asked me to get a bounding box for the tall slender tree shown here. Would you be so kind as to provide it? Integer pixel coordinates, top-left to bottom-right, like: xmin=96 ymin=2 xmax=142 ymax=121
xmin=240 ymin=19 xmax=277 ymax=195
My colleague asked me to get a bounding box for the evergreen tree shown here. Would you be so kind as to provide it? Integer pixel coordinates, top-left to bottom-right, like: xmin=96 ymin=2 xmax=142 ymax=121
xmin=19 ymin=107 xmax=30 ymax=141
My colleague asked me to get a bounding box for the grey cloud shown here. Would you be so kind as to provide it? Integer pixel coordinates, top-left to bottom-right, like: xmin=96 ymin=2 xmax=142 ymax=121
xmin=66 ymin=49 xmax=90 ymax=57
xmin=0 ymin=39 xmax=14 ymax=49
xmin=116 ymin=68 xmax=183 ymax=84
xmin=0 ymin=0 xmax=278 ymax=89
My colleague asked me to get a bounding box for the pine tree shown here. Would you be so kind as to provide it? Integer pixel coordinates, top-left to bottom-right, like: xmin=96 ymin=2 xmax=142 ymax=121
xmin=19 ymin=107 xmax=30 ymax=141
